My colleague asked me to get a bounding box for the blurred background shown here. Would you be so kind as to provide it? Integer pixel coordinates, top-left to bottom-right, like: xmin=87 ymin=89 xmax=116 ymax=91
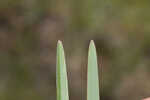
xmin=0 ymin=0 xmax=150 ymax=100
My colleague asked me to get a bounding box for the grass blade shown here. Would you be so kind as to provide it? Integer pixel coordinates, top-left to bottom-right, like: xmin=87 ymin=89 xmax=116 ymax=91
xmin=87 ymin=40 xmax=100 ymax=100
xmin=56 ymin=40 xmax=69 ymax=100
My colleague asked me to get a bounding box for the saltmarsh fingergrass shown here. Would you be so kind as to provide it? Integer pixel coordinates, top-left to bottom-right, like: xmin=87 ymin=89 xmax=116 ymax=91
xmin=56 ymin=40 xmax=100 ymax=100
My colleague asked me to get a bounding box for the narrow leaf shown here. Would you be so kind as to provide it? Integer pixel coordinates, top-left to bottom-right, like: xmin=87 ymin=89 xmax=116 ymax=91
xmin=56 ymin=40 xmax=69 ymax=100
xmin=87 ymin=40 xmax=100 ymax=100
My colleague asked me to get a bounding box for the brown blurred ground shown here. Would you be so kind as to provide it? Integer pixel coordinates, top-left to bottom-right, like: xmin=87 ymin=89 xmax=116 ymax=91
xmin=0 ymin=0 xmax=150 ymax=100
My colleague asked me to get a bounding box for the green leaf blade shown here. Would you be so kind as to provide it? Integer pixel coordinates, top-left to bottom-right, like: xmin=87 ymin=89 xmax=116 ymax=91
xmin=87 ymin=40 xmax=100 ymax=100
xmin=56 ymin=40 xmax=69 ymax=100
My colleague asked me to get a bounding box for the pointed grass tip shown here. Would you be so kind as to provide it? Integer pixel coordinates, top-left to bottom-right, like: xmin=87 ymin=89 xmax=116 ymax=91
xmin=57 ymin=40 xmax=62 ymax=45
xmin=89 ymin=40 xmax=96 ymax=48
xmin=57 ymin=40 xmax=64 ymax=49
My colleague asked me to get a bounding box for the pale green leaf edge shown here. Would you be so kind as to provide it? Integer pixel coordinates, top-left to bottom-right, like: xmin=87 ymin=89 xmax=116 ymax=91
xmin=87 ymin=40 xmax=100 ymax=100
xmin=56 ymin=40 xmax=69 ymax=100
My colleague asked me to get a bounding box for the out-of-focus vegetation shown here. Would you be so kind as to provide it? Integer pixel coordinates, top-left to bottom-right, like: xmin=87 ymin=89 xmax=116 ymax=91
xmin=0 ymin=0 xmax=150 ymax=100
